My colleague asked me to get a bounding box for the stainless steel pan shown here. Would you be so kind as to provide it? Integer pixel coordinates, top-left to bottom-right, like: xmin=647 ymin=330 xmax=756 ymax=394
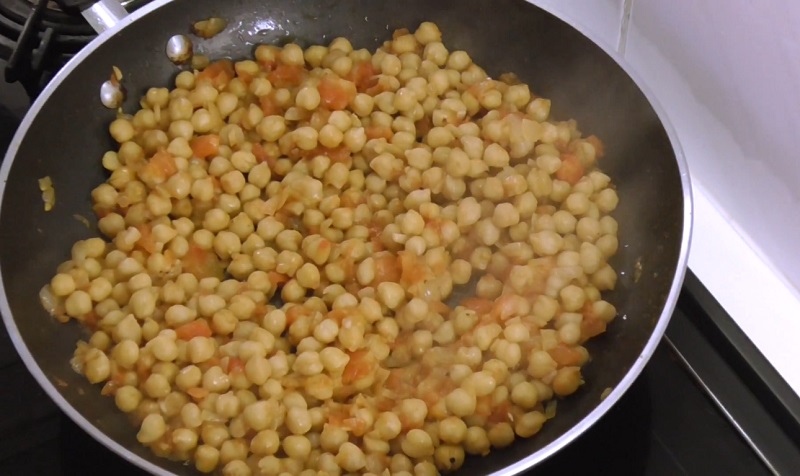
xmin=0 ymin=0 xmax=691 ymax=474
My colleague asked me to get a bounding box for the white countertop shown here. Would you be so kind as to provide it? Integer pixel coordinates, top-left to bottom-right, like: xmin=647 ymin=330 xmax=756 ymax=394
xmin=689 ymin=181 xmax=800 ymax=394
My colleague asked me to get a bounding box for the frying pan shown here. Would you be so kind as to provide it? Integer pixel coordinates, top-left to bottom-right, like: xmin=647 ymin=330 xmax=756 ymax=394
xmin=0 ymin=0 xmax=692 ymax=474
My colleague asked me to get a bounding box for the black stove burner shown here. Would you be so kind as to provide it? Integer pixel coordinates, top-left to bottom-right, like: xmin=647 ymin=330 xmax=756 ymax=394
xmin=0 ymin=0 xmax=149 ymax=98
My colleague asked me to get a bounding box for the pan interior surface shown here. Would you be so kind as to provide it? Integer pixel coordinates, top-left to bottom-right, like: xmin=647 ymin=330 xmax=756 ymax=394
xmin=0 ymin=0 xmax=689 ymax=474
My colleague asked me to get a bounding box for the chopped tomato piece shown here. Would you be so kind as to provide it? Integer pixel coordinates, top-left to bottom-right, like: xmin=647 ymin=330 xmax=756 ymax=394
xmin=585 ymin=134 xmax=605 ymax=158
xmin=342 ymin=349 xmax=375 ymax=385
xmin=348 ymin=60 xmax=378 ymax=92
xmin=491 ymin=294 xmax=523 ymax=321
xmin=461 ymin=297 xmax=494 ymax=315
xmin=139 ymin=149 xmax=178 ymax=185
xmin=135 ymin=359 xmax=151 ymax=382
xmin=342 ymin=417 xmax=370 ymax=436
xmin=187 ymin=387 xmax=209 ymax=401
xmin=372 ymin=253 xmax=401 ymax=285
xmin=399 ymin=252 xmax=428 ymax=286
xmin=318 ymin=75 xmax=356 ymax=110
xmin=340 ymin=192 xmax=365 ymax=208
xmin=182 ymin=244 xmax=225 ymax=279
xmin=429 ymin=301 xmax=451 ymax=316
xmin=327 ymin=308 xmax=352 ymax=323
xmin=190 ymin=134 xmax=220 ymax=159
xmin=268 ymin=63 xmax=305 ymax=88
xmin=299 ymin=145 xmax=352 ymax=165
xmin=259 ymin=94 xmax=282 ymax=117
xmin=135 ymin=224 xmax=157 ymax=254
xmin=365 ymin=125 xmax=394 ymax=141
xmin=196 ymin=59 xmax=234 ymax=89
xmin=252 ymin=142 xmax=278 ymax=170
xmin=556 ymin=153 xmax=584 ymax=185
xmin=175 ymin=320 xmax=212 ymax=340
xmin=487 ymin=399 xmax=511 ymax=424
xmin=227 ymin=357 xmax=245 ymax=374
xmin=176 ymin=320 xmax=212 ymax=340
xmin=268 ymin=271 xmax=290 ymax=286
xmin=475 ymin=395 xmax=493 ymax=418
xmin=580 ymin=315 xmax=607 ymax=342
xmin=548 ymin=344 xmax=584 ymax=367
xmin=326 ymin=145 xmax=352 ymax=163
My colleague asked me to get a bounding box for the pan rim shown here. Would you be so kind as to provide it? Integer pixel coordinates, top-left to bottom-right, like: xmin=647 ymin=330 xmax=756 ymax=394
xmin=0 ymin=0 xmax=693 ymax=475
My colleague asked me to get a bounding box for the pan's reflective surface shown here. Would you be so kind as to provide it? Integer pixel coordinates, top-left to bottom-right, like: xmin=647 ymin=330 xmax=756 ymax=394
xmin=0 ymin=0 xmax=690 ymax=474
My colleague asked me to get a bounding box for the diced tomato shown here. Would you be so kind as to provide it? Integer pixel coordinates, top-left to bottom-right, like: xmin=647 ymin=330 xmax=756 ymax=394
xmin=227 ymin=357 xmax=245 ymax=374
xmin=491 ymin=294 xmax=523 ymax=321
xmin=580 ymin=315 xmax=607 ymax=342
xmin=343 ymin=417 xmax=370 ymax=437
xmin=150 ymin=150 xmax=178 ymax=175
xmin=326 ymin=145 xmax=352 ymax=164
xmin=187 ymin=387 xmax=209 ymax=401
xmin=348 ymin=60 xmax=378 ymax=92
xmin=299 ymin=145 xmax=352 ymax=165
xmin=585 ymin=134 xmax=605 ymax=158
xmin=135 ymin=224 xmax=158 ymax=254
xmin=548 ymin=344 xmax=584 ymax=367
xmin=285 ymin=305 xmax=310 ymax=326
xmin=190 ymin=134 xmax=220 ymax=159
xmin=268 ymin=271 xmax=290 ymax=286
xmin=555 ymin=153 xmax=584 ymax=185
xmin=399 ymin=252 xmax=428 ymax=286
xmin=182 ymin=244 xmax=224 ymax=279
xmin=175 ymin=319 xmax=213 ymax=340
xmin=259 ymin=94 xmax=282 ymax=117
xmin=461 ymin=297 xmax=494 ymax=315
xmin=318 ymin=75 xmax=356 ymax=110
xmin=340 ymin=192 xmax=365 ymax=208
xmin=268 ymin=63 xmax=305 ymax=88
xmin=342 ymin=349 xmax=375 ymax=385
xmin=372 ymin=253 xmax=401 ymax=285
xmin=196 ymin=59 xmax=234 ymax=89
xmin=252 ymin=142 xmax=278 ymax=170
xmin=136 ymin=359 xmax=151 ymax=382
xmin=487 ymin=399 xmax=511 ymax=424
xmin=365 ymin=125 xmax=394 ymax=141
xmin=367 ymin=220 xmax=385 ymax=251
xmin=430 ymin=300 xmax=451 ymax=316
xmin=139 ymin=149 xmax=178 ymax=185
xmin=475 ymin=395 xmax=493 ymax=418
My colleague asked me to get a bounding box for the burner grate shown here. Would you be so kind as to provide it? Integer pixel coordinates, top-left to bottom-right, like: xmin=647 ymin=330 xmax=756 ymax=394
xmin=0 ymin=0 xmax=150 ymax=98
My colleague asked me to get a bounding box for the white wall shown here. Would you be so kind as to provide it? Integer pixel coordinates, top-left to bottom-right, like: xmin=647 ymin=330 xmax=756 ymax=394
xmin=527 ymin=0 xmax=800 ymax=392
xmin=625 ymin=0 xmax=800 ymax=292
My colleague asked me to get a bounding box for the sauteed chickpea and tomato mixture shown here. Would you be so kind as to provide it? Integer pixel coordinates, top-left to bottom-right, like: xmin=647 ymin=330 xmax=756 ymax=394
xmin=40 ymin=21 xmax=620 ymax=476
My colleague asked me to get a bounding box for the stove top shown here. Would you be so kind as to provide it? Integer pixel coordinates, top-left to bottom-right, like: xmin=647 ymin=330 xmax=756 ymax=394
xmin=0 ymin=0 xmax=149 ymax=97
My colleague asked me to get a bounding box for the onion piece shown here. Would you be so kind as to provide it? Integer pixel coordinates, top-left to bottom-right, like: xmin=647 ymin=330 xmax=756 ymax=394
xmin=192 ymin=17 xmax=227 ymax=39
